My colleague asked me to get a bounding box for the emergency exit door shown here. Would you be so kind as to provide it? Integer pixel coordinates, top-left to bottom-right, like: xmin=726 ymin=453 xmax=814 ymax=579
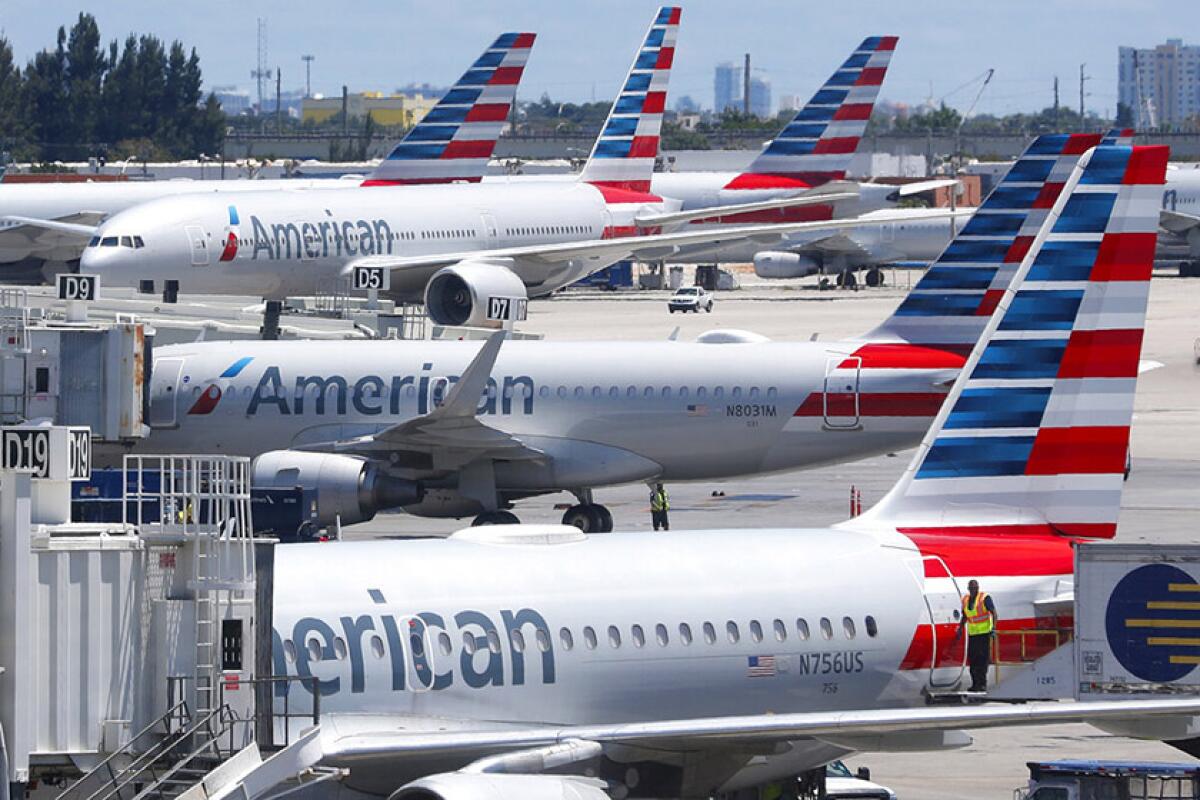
xmin=822 ymin=355 xmax=861 ymax=429
xmin=185 ymin=225 xmax=209 ymax=266
xmin=149 ymin=357 xmax=185 ymax=428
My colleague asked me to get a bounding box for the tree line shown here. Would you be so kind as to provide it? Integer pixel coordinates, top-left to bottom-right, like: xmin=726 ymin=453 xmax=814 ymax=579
xmin=0 ymin=13 xmax=225 ymax=163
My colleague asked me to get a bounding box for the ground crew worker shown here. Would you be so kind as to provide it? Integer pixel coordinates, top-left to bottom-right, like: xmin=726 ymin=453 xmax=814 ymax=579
xmin=956 ymin=579 xmax=997 ymax=692
xmin=650 ymin=483 xmax=670 ymax=531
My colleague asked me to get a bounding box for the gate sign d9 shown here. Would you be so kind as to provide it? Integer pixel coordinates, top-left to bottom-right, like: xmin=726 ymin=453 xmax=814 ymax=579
xmin=57 ymin=273 xmax=99 ymax=301
xmin=0 ymin=426 xmax=91 ymax=480
xmin=487 ymin=296 xmax=528 ymax=322
xmin=352 ymin=266 xmax=390 ymax=292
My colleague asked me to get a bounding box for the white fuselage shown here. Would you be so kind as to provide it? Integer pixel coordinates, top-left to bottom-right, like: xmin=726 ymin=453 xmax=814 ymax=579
xmin=0 ymin=178 xmax=356 ymax=264
xmin=271 ymin=525 xmax=1069 ymax=794
xmin=80 ymin=182 xmax=666 ymax=300
xmin=134 ymin=338 xmax=955 ymax=504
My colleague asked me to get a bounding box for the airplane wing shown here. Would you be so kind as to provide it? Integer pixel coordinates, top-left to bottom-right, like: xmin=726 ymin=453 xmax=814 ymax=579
xmin=342 ymin=212 xmax=959 ymax=284
xmin=0 ymin=213 xmax=103 ymax=259
xmin=306 ymin=331 xmax=545 ymax=471
xmin=1160 ymin=208 xmax=1200 ymax=235
xmin=313 ymin=697 xmax=1200 ymax=770
xmin=634 ymin=191 xmax=859 ymax=228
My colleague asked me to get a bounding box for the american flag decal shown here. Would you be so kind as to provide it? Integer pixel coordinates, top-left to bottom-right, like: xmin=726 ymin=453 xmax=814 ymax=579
xmin=747 ymin=655 xmax=777 ymax=677
xmin=686 ymin=404 xmax=708 ymax=416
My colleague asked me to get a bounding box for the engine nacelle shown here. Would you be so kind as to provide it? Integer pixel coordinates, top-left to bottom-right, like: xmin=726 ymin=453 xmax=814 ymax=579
xmin=391 ymin=774 xmax=610 ymax=800
xmin=251 ymin=451 xmax=422 ymax=526
xmin=424 ymin=261 xmax=528 ymax=327
xmin=753 ymin=251 xmax=822 ymax=279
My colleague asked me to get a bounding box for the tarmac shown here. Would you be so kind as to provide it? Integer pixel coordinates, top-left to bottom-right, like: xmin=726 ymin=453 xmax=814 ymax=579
xmin=30 ymin=264 xmax=1200 ymax=797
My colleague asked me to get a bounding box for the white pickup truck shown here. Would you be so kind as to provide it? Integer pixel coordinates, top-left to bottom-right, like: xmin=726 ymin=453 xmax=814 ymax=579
xmin=667 ymin=286 xmax=714 ymax=313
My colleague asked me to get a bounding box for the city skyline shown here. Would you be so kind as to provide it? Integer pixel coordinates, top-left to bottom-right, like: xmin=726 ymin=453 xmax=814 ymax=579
xmin=3 ymin=1 xmax=1200 ymax=119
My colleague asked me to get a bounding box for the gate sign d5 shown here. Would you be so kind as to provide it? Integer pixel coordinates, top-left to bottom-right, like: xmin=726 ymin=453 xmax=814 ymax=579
xmin=57 ymin=274 xmax=99 ymax=301
xmin=1 ymin=426 xmax=91 ymax=480
xmin=352 ymin=266 xmax=391 ymax=292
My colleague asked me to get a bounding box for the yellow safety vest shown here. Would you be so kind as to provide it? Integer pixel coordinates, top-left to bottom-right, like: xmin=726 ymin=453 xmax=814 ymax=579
xmin=651 ymin=490 xmax=669 ymax=512
xmin=962 ymin=591 xmax=994 ymax=636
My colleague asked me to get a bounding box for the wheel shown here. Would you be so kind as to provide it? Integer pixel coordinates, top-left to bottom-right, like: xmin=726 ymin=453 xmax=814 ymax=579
xmin=472 ymin=510 xmax=520 ymax=526
xmin=705 ymin=302 xmax=713 ymax=312
xmin=562 ymin=504 xmax=608 ymax=533
xmin=669 ymin=308 xmax=676 ymax=314
xmin=865 ymin=267 xmax=884 ymax=287
xmin=836 ymin=268 xmax=857 ymax=289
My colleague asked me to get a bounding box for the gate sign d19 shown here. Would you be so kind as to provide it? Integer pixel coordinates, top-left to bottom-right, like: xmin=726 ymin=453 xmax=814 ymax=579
xmin=0 ymin=426 xmax=91 ymax=480
xmin=351 ymin=265 xmax=390 ymax=292
xmin=486 ymin=296 xmax=528 ymax=323
xmin=57 ymin=273 xmax=99 ymax=301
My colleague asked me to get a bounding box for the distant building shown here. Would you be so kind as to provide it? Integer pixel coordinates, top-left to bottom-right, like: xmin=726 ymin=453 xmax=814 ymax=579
xmin=262 ymin=89 xmax=306 ymax=119
xmin=302 ymin=91 xmax=440 ymax=127
xmin=748 ymin=76 xmax=771 ymax=118
xmin=713 ymin=62 xmax=771 ymax=117
xmin=714 ymin=62 xmax=740 ymax=113
xmin=778 ymin=93 xmax=805 ymax=112
xmin=1119 ymin=39 xmax=1200 ymax=130
xmin=212 ymin=87 xmax=252 ymax=116
xmin=674 ymin=94 xmax=700 ymax=114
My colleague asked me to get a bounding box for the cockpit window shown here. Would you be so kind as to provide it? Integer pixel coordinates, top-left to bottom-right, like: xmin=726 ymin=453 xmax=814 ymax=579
xmin=88 ymin=236 xmax=100 ymax=247
xmin=101 ymin=237 xmax=118 ymax=247
xmin=120 ymin=236 xmax=133 ymax=248
xmin=133 ymin=236 xmax=145 ymax=248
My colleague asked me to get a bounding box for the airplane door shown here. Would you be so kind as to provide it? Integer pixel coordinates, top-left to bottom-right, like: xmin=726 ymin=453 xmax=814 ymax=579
xmin=185 ymin=225 xmax=210 ymax=266
xmin=822 ymin=355 xmax=861 ymax=429
xmin=149 ymin=357 xmax=185 ymax=429
xmin=397 ymin=615 xmax=438 ymax=693
xmin=919 ymin=555 xmax=968 ymax=689
xmin=480 ymin=213 xmax=499 ymax=242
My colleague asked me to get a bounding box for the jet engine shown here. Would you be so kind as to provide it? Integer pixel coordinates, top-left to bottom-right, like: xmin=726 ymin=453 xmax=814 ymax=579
xmin=390 ymin=773 xmax=610 ymax=800
xmin=424 ymin=261 xmax=528 ymax=327
xmin=753 ymin=251 xmax=822 ymax=279
xmin=251 ymin=451 xmax=422 ymax=526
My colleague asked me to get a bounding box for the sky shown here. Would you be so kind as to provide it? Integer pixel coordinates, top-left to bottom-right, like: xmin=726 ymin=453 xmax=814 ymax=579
xmin=4 ymin=1 xmax=1200 ymax=117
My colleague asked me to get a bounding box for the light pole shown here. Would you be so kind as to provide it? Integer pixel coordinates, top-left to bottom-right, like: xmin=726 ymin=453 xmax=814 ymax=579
xmin=302 ymin=55 xmax=315 ymax=98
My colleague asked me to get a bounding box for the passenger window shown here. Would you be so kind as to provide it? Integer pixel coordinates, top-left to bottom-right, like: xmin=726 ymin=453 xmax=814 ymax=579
xmin=592 ymin=386 xmax=601 ymax=398
xmin=283 ymin=639 xmax=297 ymax=663
xmin=631 ymin=624 xmax=645 ymax=648
xmin=487 ymin=630 xmax=502 ymax=653
xmin=749 ymin=620 xmax=763 ymax=643
xmin=438 ymin=631 xmax=453 ymax=656
xmin=843 ymin=617 xmax=856 ymax=639
xmin=511 ymin=629 xmax=526 ymax=653
xmin=796 ymin=618 xmax=810 ymax=640
xmin=865 ymin=616 xmax=878 ymax=637
xmin=726 ymin=621 xmax=740 ymax=644
xmin=539 ymin=386 xmax=550 ymax=398
xmin=536 ymin=629 xmax=551 ymax=653
xmin=679 ymin=623 xmax=693 ymax=645
xmin=773 ymin=619 xmax=787 ymax=642
xmin=655 ymin=623 xmax=669 ymax=646
xmin=696 ymin=387 xmax=707 ymax=399
xmin=574 ymin=386 xmax=585 ymax=398
xmin=556 ymin=386 xmax=567 ymax=398
xmin=820 ymin=618 xmax=833 ymax=640
xmin=750 ymin=387 xmax=760 ymax=400
xmin=679 ymin=386 xmax=689 ymax=398
xmin=462 ymin=631 xmax=477 ymax=655
xmin=608 ymin=625 xmax=622 ymax=648
xmin=370 ymin=635 xmax=385 ymax=658
xmin=560 ymin=627 xmax=574 ymax=650
xmin=626 ymin=386 xmax=637 ymax=397
xmin=333 ymin=637 xmax=347 ymax=660
xmin=609 ymin=386 xmax=619 ymax=398
xmin=661 ymin=386 xmax=671 ymax=398
xmin=703 ymin=622 xmax=716 ymax=644
xmin=714 ymin=387 xmax=724 ymax=399
xmin=583 ymin=626 xmax=597 ymax=650
xmin=767 ymin=387 xmax=778 ymax=400
xmin=643 ymin=387 xmax=653 ymax=398
xmin=732 ymin=387 xmax=742 ymax=399
xmin=306 ymin=638 xmax=322 ymax=661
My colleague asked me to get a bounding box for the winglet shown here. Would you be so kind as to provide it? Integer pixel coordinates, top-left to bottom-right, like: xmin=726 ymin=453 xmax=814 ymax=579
xmin=577 ymin=7 xmax=680 ymax=194
xmin=435 ymin=331 xmax=506 ymax=418
xmin=362 ymin=33 xmax=535 ymax=186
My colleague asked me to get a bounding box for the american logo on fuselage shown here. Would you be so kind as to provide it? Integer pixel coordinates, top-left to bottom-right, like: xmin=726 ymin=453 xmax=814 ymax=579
xmin=247 ymin=213 xmax=397 ymax=261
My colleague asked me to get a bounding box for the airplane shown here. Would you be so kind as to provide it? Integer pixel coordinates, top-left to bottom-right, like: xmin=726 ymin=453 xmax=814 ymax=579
xmin=77 ymin=9 xmax=929 ymax=333
xmin=121 ymin=132 xmax=1112 ymax=532
xmin=1158 ymin=166 xmax=1200 ymax=274
xmin=247 ymin=143 xmax=1200 ymax=800
xmin=0 ymin=31 xmax=537 ymax=284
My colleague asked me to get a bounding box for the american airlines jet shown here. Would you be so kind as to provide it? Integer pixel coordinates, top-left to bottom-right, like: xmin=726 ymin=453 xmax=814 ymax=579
xmin=125 ymin=132 xmax=1111 ymax=531
xmin=244 ymin=144 xmax=1200 ymax=800
xmin=78 ymin=9 xmax=920 ymax=329
xmin=0 ymin=33 xmax=536 ymax=283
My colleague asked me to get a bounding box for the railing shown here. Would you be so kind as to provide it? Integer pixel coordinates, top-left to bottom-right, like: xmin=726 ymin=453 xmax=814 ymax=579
xmin=225 ymin=675 xmax=322 ymax=752
xmin=992 ymin=626 xmax=1072 ymax=683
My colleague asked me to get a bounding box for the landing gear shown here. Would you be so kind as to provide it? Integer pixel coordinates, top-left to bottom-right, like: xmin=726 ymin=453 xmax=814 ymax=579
xmin=162 ymin=279 xmax=179 ymax=304
xmin=471 ymin=510 xmax=520 ymax=526
xmin=1181 ymin=260 xmax=1200 ymax=278
xmin=836 ymin=268 xmax=857 ymax=289
xmin=561 ymin=503 xmax=613 ymax=533
xmin=261 ymin=299 xmax=283 ymax=341
xmin=865 ymin=267 xmax=884 ymax=287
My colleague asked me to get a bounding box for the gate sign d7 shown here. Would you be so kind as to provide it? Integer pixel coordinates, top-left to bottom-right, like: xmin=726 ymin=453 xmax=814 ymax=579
xmin=0 ymin=425 xmax=91 ymax=480
xmin=351 ymin=266 xmax=391 ymax=292
xmin=486 ymin=296 xmax=528 ymax=323
xmin=56 ymin=274 xmax=99 ymax=301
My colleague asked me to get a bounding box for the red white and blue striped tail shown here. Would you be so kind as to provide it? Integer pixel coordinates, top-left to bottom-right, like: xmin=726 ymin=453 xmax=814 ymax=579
xmin=1103 ymin=127 xmax=1136 ymax=146
xmin=577 ymin=6 xmax=679 ymax=196
xmin=865 ymin=133 xmax=1113 ymax=351
xmin=853 ymin=144 xmax=1168 ymax=541
xmin=727 ymin=36 xmax=897 ymax=191
xmin=362 ymin=32 xmax=534 ymax=186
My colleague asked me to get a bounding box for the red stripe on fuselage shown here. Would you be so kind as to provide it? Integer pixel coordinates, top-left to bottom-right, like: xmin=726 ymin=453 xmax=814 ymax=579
xmin=688 ymin=204 xmax=833 ymax=225
xmin=360 ymin=176 xmax=482 ymax=186
xmin=722 ymin=173 xmax=814 ymax=191
xmin=590 ymin=184 xmax=662 ymax=203
xmin=902 ymin=529 xmax=1077 ymax=577
xmin=793 ymin=391 xmax=948 ymax=418
xmin=837 ymin=344 xmax=968 ymax=370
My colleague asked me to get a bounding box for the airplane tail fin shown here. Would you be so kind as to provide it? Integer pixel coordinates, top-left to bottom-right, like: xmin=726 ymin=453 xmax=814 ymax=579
xmin=576 ymin=7 xmax=680 ymax=195
xmin=727 ymin=36 xmax=897 ymax=190
xmin=854 ymin=144 xmax=1167 ymax=540
xmin=1103 ymin=127 xmax=1136 ymax=145
xmin=864 ymin=133 xmax=1115 ymax=351
xmin=362 ymin=33 xmax=535 ymax=186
